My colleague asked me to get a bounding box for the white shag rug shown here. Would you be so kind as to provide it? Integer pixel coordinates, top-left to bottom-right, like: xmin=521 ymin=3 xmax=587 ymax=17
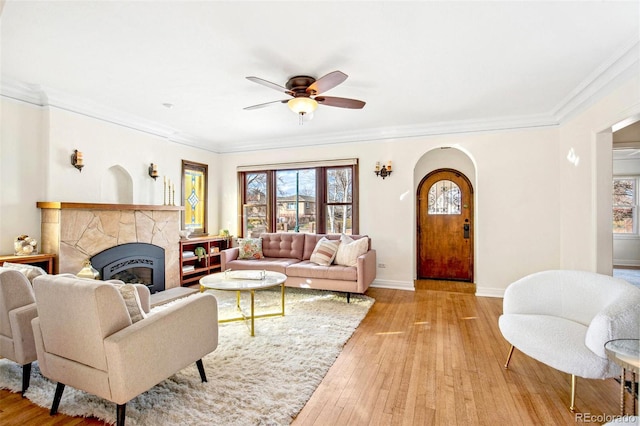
xmin=0 ymin=288 xmax=374 ymax=425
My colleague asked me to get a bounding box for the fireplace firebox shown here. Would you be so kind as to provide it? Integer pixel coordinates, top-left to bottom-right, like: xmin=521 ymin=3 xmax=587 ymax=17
xmin=91 ymin=243 xmax=165 ymax=293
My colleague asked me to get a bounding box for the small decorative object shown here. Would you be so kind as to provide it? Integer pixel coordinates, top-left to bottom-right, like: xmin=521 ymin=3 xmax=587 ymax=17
xmin=219 ymin=229 xmax=230 ymax=239
xmin=163 ymin=177 xmax=177 ymax=205
xmin=178 ymin=229 xmax=191 ymax=239
xmin=77 ymin=259 xmax=100 ymax=279
xmin=374 ymin=161 xmax=392 ymax=179
xmin=71 ymin=149 xmax=84 ymax=172
xmin=211 ymin=246 xmax=220 ymax=254
xmin=194 ymin=246 xmax=206 ymax=261
xmin=148 ymin=163 xmax=159 ymax=180
xmin=14 ymin=235 xmax=38 ymax=255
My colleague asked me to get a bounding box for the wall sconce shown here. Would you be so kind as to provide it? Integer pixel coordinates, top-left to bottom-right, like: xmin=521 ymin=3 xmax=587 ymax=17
xmin=71 ymin=149 xmax=84 ymax=172
xmin=374 ymin=161 xmax=392 ymax=179
xmin=148 ymin=163 xmax=159 ymax=180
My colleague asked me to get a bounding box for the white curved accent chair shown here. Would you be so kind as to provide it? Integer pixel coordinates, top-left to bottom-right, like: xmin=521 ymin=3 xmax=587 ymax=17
xmin=31 ymin=274 xmax=218 ymax=426
xmin=499 ymin=270 xmax=640 ymax=411
xmin=0 ymin=269 xmax=38 ymax=396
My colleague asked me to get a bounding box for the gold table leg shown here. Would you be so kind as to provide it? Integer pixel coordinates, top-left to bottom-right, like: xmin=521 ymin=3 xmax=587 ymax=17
xmin=250 ymin=290 xmax=255 ymax=337
xmin=570 ymin=374 xmax=577 ymax=412
xmin=214 ymin=284 xmax=286 ymax=337
xmin=633 ymin=371 xmax=637 ymax=416
xmin=620 ymin=368 xmax=626 ymax=416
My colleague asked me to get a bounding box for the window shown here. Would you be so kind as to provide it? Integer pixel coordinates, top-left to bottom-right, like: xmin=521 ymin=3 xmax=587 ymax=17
xmin=182 ymin=160 xmax=208 ymax=234
xmin=613 ymin=177 xmax=637 ymax=235
xmin=239 ymin=160 xmax=358 ymax=236
xmin=428 ymin=180 xmax=461 ymax=215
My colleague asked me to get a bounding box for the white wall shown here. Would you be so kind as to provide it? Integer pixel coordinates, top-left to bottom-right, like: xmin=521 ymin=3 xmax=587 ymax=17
xmin=217 ymin=126 xmax=561 ymax=296
xmin=0 ymin=99 xmax=46 ymax=253
xmin=559 ymin=77 xmax=640 ymax=274
xmin=2 ymin=71 xmax=638 ymax=295
xmin=0 ymin=99 xmax=221 ymax=254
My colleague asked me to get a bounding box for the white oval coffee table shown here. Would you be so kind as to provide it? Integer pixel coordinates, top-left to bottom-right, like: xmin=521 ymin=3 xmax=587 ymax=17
xmin=199 ymin=270 xmax=286 ymax=336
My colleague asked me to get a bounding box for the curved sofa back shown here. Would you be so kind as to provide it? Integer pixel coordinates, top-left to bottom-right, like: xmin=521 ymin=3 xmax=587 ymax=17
xmin=503 ymin=269 xmax=638 ymax=326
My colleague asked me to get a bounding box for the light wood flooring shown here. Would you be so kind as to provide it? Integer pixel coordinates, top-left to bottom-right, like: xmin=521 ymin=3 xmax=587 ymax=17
xmin=0 ymin=280 xmax=627 ymax=425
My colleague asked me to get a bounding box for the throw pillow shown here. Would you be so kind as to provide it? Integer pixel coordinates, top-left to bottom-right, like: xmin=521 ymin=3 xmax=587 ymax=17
xmin=113 ymin=283 xmax=147 ymax=323
xmin=238 ymin=238 xmax=265 ymax=260
xmin=309 ymin=237 xmax=340 ymax=266
xmin=334 ymin=234 xmax=369 ymax=267
xmin=0 ymin=262 xmax=47 ymax=283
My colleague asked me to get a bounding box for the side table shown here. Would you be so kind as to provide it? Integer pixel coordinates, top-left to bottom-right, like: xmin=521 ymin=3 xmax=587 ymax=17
xmin=605 ymin=339 xmax=640 ymax=417
xmin=0 ymin=253 xmax=56 ymax=274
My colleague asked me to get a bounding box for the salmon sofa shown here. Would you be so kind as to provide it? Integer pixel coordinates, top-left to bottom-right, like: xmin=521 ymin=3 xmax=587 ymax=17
xmin=221 ymin=233 xmax=376 ymax=301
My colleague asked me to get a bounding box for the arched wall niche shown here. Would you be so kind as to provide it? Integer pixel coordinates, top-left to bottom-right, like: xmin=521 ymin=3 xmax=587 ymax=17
xmin=413 ymin=146 xmax=478 ymax=282
xmin=101 ymin=165 xmax=133 ymax=204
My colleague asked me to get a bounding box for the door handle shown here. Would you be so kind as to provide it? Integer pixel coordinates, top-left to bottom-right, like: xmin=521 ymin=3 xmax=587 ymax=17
xmin=463 ymin=223 xmax=470 ymax=239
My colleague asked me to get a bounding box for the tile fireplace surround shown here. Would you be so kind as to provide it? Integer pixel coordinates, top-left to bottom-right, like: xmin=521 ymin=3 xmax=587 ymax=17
xmin=37 ymin=202 xmax=184 ymax=290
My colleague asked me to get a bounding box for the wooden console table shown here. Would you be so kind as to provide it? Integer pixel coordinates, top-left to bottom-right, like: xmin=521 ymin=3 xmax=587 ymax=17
xmin=0 ymin=253 xmax=56 ymax=274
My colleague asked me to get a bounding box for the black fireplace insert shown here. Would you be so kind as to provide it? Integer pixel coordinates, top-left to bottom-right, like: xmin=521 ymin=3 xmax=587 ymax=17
xmin=91 ymin=242 xmax=165 ymax=293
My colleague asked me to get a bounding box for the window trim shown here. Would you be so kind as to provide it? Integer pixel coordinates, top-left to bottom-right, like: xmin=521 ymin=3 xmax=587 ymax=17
xmin=613 ymin=175 xmax=639 ymax=238
xmin=238 ymin=160 xmax=359 ymax=236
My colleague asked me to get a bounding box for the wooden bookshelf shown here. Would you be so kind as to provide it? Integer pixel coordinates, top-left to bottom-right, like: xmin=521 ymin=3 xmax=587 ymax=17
xmin=179 ymin=236 xmax=230 ymax=286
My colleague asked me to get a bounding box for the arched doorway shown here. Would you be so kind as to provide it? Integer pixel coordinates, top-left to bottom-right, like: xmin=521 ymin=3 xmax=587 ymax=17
xmin=417 ymin=168 xmax=474 ymax=281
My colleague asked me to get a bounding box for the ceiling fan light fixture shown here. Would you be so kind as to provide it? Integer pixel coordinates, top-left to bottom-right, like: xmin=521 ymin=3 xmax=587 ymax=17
xmin=288 ymin=97 xmax=318 ymax=115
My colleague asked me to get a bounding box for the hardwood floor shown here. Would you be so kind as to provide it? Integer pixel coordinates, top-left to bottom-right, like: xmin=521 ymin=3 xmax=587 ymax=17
xmin=0 ymin=281 xmax=624 ymax=425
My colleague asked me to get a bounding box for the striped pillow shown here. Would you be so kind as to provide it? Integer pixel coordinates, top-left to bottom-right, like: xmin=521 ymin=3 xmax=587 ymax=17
xmin=309 ymin=237 xmax=340 ymax=266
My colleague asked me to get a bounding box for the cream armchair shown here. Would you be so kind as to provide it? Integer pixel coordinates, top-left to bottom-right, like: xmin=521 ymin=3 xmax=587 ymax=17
xmin=499 ymin=270 xmax=640 ymax=411
xmin=0 ymin=268 xmax=38 ymax=395
xmin=31 ymin=274 xmax=218 ymax=426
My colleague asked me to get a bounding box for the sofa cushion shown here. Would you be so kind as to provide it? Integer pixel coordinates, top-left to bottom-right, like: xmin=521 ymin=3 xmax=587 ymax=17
xmin=226 ymin=257 xmax=300 ymax=274
xmin=286 ymin=260 xmax=358 ymax=282
xmin=261 ymin=233 xmax=305 ymax=260
xmin=238 ymin=238 xmax=264 ymax=259
xmin=309 ymin=237 xmax=340 ymax=266
xmin=334 ymin=234 xmax=369 ymax=267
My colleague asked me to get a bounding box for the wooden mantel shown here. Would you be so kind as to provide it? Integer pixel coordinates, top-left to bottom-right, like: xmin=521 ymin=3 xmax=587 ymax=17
xmin=37 ymin=202 xmax=184 ymax=211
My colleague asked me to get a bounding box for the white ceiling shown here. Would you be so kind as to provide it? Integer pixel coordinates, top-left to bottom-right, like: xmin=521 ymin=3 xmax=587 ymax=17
xmin=1 ymin=1 xmax=639 ymax=153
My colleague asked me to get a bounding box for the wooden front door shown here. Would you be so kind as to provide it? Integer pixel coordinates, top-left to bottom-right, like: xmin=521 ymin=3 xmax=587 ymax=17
xmin=417 ymin=169 xmax=474 ymax=281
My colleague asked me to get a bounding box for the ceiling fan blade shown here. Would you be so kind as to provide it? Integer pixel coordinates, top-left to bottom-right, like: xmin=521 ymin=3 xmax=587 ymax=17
xmin=246 ymin=76 xmax=293 ymax=95
xmin=315 ymin=96 xmax=365 ymax=109
xmin=244 ymin=99 xmax=289 ymax=110
xmin=307 ymin=70 xmax=348 ymax=95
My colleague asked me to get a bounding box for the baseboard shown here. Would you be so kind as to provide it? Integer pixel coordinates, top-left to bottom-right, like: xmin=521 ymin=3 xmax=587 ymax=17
xmin=370 ymin=279 xmax=415 ymax=291
xmin=475 ymin=287 xmax=505 ymax=298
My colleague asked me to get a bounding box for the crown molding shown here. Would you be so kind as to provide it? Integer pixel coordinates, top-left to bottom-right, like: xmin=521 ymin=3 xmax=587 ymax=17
xmin=2 ymin=37 xmax=638 ymax=155
xmin=217 ymin=113 xmax=559 ymax=154
xmin=0 ymin=77 xmax=213 ymax=149
xmin=551 ymin=39 xmax=639 ymax=123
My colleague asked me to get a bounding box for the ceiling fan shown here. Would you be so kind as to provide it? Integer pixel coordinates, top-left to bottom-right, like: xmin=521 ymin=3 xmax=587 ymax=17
xmin=244 ymin=70 xmax=365 ymax=123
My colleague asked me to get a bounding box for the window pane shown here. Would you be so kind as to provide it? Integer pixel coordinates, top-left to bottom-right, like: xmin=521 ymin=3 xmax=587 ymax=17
xmin=327 ymin=167 xmax=352 ymax=203
xmin=613 ymin=207 xmax=634 ymax=234
xmin=275 ymin=169 xmax=316 ymax=233
xmin=326 ymin=205 xmax=352 ymax=235
xmin=246 ymin=173 xmax=267 ymax=204
xmin=244 ymin=205 xmax=267 ymax=238
xmin=428 ymin=180 xmax=461 ymax=215
xmin=613 ymin=179 xmax=635 ymax=206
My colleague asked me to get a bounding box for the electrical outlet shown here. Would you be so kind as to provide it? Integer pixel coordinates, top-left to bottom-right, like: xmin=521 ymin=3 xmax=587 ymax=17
xmin=378 ymin=263 xmax=386 ymax=268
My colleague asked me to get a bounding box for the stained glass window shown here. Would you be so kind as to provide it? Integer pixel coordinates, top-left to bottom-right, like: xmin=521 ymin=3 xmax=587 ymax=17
xmin=428 ymin=180 xmax=461 ymax=215
xmin=182 ymin=160 xmax=207 ymax=234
